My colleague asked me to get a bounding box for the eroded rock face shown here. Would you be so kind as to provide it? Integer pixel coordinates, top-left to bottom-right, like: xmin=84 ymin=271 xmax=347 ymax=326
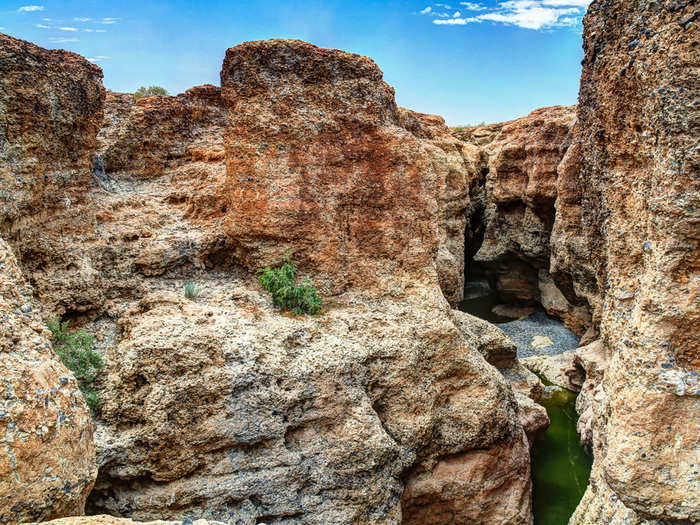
xmin=221 ymin=39 xmax=471 ymax=304
xmin=0 ymin=238 xmax=97 ymax=523
xmin=0 ymin=33 xmax=104 ymax=225
xmin=566 ymin=1 xmax=700 ymax=522
xmin=78 ymin=40 xmax=532 ymax=525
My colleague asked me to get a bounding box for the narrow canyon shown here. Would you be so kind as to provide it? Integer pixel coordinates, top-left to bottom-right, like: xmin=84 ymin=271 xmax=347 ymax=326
xmin=0 ymin=1 xmax=697 ymax=524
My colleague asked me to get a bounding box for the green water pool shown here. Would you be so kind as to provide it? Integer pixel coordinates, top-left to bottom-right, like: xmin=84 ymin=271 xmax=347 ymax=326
xmin=531 ymin=386 xmax=592 ymax=525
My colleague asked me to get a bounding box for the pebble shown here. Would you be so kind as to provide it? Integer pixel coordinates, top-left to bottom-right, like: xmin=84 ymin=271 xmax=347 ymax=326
xmin=20 ymin=303 xmax=32 ymax=313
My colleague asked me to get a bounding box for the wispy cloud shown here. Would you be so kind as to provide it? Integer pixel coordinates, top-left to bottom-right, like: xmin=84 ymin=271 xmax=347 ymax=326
xmin=48 ymin=37 xmax=78 ymax=43
xmin=460 ymin=2 xmax=488 ymax=10
xmin=420 ymin=6 xmax=432 ymax=14
xmin=34 ymin=23 xmax=50 ymax=28
xmin=18 ymin=5 xmax=43 ymax=12
xmin=84 ymin=28 xmax=107 ymax=33
xmin=101 ymin=17 xmax=119 ymax=24
xmin=87 ymin=55 xmax=110 ymax=63
xmin=425 ymin=0 xmax=592 ymax=30
xmin=58 ymin=26 xmax=78 ymax=31
xmin=73 ymin=17 xmax=92 ymax=22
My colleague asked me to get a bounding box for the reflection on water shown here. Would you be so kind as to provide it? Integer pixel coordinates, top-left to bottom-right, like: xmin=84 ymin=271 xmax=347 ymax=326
xmin=457 ymin=282 xmax=592 ymax=525
xmin=458 ymin=282 xmax=517 ymax=323
xmin=531 ymin=386 xmax=592 ymax=525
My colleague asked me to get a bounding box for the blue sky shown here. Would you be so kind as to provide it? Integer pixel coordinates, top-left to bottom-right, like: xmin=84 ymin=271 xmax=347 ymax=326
xmin=1 ymin=0 xmax=591 ymax=125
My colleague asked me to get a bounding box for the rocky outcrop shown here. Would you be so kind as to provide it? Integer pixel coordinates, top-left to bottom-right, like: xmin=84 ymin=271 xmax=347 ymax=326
xmin=97 ymin=85 xmax=227 ymax=177
xmin=78 ymin=39 xmax=533 ymax=525
xmin=0 ymin=36 xmax=533 ymax=524
xmin=0 ymin=33 xmax=104 ymax=225
xmin=0 ymin=238 xmax=97 ymax=522
xmin=221 ymin=39 xmax=471 ymax=304
xmin=565 ymin=1 xmax=700 ymax=522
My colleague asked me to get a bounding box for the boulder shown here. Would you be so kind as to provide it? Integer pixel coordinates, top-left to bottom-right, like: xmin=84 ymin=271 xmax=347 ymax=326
xmin=0 ymin=238 xmax=97 ymax=523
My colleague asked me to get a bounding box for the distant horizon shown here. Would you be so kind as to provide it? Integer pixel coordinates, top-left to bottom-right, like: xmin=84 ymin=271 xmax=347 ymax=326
xmin=1 ymin=0 xmax=591 ymax=125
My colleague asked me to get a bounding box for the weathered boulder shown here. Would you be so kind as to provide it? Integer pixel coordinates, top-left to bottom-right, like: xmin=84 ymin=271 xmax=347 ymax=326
xmin=0 ymin=33 xmax=104 ymax=225
xmin=567 ymin=0 xmax=700 ymax=522
xmin=0 ymin=238 xmax=97 ymax=523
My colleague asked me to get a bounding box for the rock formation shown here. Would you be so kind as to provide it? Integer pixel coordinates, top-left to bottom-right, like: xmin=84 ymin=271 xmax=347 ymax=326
xmin=0 ymin=33 xmax=104 ymax=225
xmin=0 ymin=34 xmax=101 ymax=523
xmin=2 ymin=0 xmax=698 ymax=518
xmin=1 ymin=35 xmax=534 ymax=525
xmin=0 ymin=238 xmax=97 ymax=522
xmin=562 ymin=1 xmax=700 ymax=522
xmin=97 ymin=85 xmax=226 ymax=177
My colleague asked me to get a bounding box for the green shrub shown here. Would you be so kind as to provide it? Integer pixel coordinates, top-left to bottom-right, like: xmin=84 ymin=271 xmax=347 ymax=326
xmin=184 ymin=281 xmax=202 ymax=299
xmin=134 ymin=85 xmax=168 ymax=101
xmin=48 ymin=318 xmax=103 ymax=414
xmin=257 ymin=256 xmax=322 ymax=315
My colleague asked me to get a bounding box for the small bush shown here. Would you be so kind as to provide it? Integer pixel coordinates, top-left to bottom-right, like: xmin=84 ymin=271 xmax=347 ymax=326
xmin=134 ymin=85 xmax=168 ymax=101
xmin=257 ymin=256 xmax=322 ymax=315
xmin=184 ymin=281 xmax=202 ymax=299
xmin=48 ymin=318 xmax=103 ymax=414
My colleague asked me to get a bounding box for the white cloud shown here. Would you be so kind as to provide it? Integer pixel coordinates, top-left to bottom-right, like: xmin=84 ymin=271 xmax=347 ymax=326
xmin=435 ymin=3 xmax=452 ymax=8
xmin=453 ymin=10 xmax=461 ymax=17
xmin=18 ymin=5 xmax=43 ymax=12
xmin=48 ymin=37 xmax=78 ymax=43
xmin=58 ymin=26 xmax=78 ymax=31
xmin=435 ymin=17 xmax=471 ymax=24
xmin=431 ymin=0 xmax=589 ymax=30
xmin=101 ymin=17 xmax=120 ymax=24
xmin=460 ymin=2 xmax=488 ymax=10
xmin=420 ymin=6 xmax=432 ymax=14
xmin=41 ymin=17 xmax=51 ymax=21
xmin=87 ymin=55 xmax=110 ymax=63
xmin=73 ymin=17 xmax=92 ymax=22
xmin=34 ymin=23 xmax=50 ymax=28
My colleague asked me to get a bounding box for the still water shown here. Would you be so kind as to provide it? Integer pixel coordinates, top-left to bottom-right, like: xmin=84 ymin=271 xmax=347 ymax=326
xmin=458 ymin=283 xmax=592 ymax=525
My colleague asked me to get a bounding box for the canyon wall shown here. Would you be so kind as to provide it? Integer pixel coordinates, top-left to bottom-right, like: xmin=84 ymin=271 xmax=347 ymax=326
xmin=565 ymin=0 xmax=700 ymax=522
xmin=0 ymin=34 xmax=102 ymax=523
xmin=456 ymin=107 xmax=593 ymax=335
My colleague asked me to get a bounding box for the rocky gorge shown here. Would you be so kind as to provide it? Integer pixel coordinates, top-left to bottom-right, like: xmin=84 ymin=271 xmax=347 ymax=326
xmin=1 ymin=0 xmax=698 ymax=524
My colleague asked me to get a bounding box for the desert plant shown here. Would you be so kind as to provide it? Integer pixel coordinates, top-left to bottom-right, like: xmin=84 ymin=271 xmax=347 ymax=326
xmin=184 ymin=281 xmax=202 ymax=299
xmin=257 ymin=255 xmax=322 ymax=315
xmin=48 ymin=318 xmax=103 ymax=414
xmin=133 ymin=85 xmax=168 ymax=101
